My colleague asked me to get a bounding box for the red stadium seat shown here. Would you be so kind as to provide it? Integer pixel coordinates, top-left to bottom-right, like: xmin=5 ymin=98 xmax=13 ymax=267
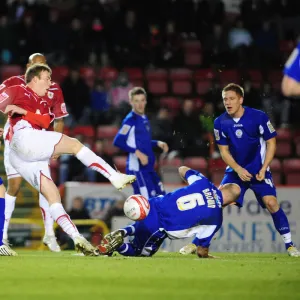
xmin=97 ymin=125 xmax=119 ymax=139
xmin=103 ymin=139 xmax=119 ymax=156
xmin=208 ymin=158 xmax=227 ymax=186
xmin=196 ymin=80 xmax=211 ymax=95
xmin=184 ymin=52 xmax=202 ymax=66
xmin=247 ymin=70 xmax=263 ymax=82
xmin=51 ymin=66 xmax=69 ymax=84
xmin=123 ymin=68 xmax=143 ymax=80
xmin=182 ymin=40 xmax=201 ymax=53
xmin=131 ymin=79 xmax=144 ymax=87
xmin=183 ymin=157 xmax=208 ymax=176
xmin=295 ymin=136 xmax=300 ymax=156
xmin=160 ymin=97 xmax=181 ymax=111
xmin=276 ymin=128 xmax=292 ymax=141
xmin=160 ymin=158 xmax=183 ymax=184
xmin=192 ymin=98 xmax=205 ymax=110
xmin=73 ymin=126 xmax=95 ymax=138
xmin=269 ymin=158 xmax=282 ymax=185
xmin=275 ymin=141 xmax=292 ymax=157
xmin=148 ymin=80 xmax=168 ymax=95
xmin=268 ymin=70 xmax=282 ymax=82
xmin=113 ymin=156 xmax=127 ymax=173
xmin=98 ymin=67 xmax=118 ymax=81
xmin=80 ymin=67 xmax=96 ymax=79
xmin=194 ymin=69 xmax=215 ymax=80
xmin=283 ymin=159 xmax=300 ymax=185
xmin=219 ymin=69 xmax=239 ymax=85
xmin=145 ymin=69 xmax=168 ymax=80
xmin=0 ymin=65 xmax=23 ymax=80
xmin=171 ymin=80 xmax=192 ymax=96
xmin=169 ymin=68 xmax=193 ymax=81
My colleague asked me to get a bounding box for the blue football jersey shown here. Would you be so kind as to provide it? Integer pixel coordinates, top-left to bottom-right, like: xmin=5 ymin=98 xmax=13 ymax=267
xmin=113 ymin=111 xmax=158 ymax=171
xmin=214 ymin=107 xmax=277 ymax=175
xmin=284 ymin=43 xmax=300 ymax=82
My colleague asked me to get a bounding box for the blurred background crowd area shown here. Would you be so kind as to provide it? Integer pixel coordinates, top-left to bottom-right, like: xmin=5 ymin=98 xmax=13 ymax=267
xmin=1 ymin=0 xmax=300 ymax=188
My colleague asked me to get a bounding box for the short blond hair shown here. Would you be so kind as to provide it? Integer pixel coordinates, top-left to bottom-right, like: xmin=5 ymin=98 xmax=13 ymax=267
xmin=25 ymin=63 xmax=51 ymax=84
xmin=128 ymin=87 xmax=147 ymax=100
xmin=222 ymin=83 xmax=244 ymax=97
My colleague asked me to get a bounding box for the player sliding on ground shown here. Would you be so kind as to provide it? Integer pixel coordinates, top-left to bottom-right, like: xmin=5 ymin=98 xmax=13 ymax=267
xmin=180 ymin=83 xmax=300 ymax=257
xmin=0 ymin=64 xmax=136 ymax=256
xmin=98 ymin=166 xmax=238 ymax=258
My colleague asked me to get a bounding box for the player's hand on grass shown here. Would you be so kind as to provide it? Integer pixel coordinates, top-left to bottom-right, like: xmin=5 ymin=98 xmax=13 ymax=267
xmin=236 ymin=167 xmax=252 ymax=182
xmin=256 ymin=168 xmax=266 ymax=181
xmin=135 ymin=149 xmax=148 ymax=165
xmin=158 ymin=141 xmax=169 ymax=153
xmin=4 ymin=105 xmax=27 ymax=116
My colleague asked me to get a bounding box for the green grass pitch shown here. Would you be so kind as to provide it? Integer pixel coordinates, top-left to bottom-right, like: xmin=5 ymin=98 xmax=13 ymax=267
xmin=0 ymin=251 xmax=299 ymax=300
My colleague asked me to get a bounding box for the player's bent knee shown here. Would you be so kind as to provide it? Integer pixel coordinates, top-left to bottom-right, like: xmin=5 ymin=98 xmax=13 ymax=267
xmin=264 ymin=196 xmax=279 ymax=213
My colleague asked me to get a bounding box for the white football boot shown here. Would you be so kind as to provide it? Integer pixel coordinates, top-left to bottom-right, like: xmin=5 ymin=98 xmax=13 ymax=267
xmin=110 ymin=173 xmax=136 ymax=190
xmin=0 ymin=244 xmax=18 ymax=256
xmin=43 ymin=235 xmax=61 ymax=252
xmin=179 ymin=243 xmax=197 ymax=255
xmin=287 ymin=246 xmax=300 ymax=257
xmin=73 ymin=235 xmax=99 ymax=256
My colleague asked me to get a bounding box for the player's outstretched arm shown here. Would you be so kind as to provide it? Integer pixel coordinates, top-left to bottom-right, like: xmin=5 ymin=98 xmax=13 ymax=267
xmin=282 ymin=75 xmax=300 ymax=97
xmin=178 ymin=166 xmax=191 ymax=182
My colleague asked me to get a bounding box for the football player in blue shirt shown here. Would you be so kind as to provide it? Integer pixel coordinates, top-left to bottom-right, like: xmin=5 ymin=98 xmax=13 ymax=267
xmin=181 ymin=83 xmax=300 ymax=257
xmin=282 ymin=42 xmax=300 ymax=96
xmin=98 ymin=166 xmax=238 ymax=258
xmin=113 ymin=87 xmax=168 ymax=199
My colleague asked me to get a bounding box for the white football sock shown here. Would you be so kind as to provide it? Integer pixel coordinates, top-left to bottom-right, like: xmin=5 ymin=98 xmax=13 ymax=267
xmin=3 ymin=193 xmax=16 ymax=240
xmin=49 ymin=203 xmax=79 ymax=239
xmin=39 ymin=194 xmax=55 ymax=236
xmin=76 ymin=146 xmax=117 ymax=179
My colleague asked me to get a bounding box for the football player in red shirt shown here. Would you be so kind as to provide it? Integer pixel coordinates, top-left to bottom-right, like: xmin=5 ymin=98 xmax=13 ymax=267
xmin=0 ymin=64 xmax=135 ymax=256
xmin=0 ymin=53 xmax=68 ymax=252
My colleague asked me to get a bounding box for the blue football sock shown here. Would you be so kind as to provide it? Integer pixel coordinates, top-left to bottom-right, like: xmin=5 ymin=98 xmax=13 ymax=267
xmin=117 ymin=243 xmax=138 ymax=256
xmin=122 ymin=225 xmax=135 ymax=237
xmin=0 ymin=197 xmax=5 ymax=246
xmin=271 ymin=208 xmax=293 ymax=249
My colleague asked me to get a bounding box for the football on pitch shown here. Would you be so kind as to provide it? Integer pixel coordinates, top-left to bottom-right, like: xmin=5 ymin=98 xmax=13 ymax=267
xmin=123 ymin=194 xmax=150 ymax=221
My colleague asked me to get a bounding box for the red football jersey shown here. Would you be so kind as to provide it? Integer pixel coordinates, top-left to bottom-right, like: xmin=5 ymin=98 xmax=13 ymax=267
xmin=0 ymin=75 xmax=68 ymax=119
xmin=0 ymin=84 xmax=54 ymax=130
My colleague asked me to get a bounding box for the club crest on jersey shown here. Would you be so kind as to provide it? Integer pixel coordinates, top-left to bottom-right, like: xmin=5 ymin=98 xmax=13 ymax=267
xmin=0 ymin=92 xmax=9 ymax=103
xmin=47 ymin=91 xmax=54 ymax=99
xmin=235 ymin=129 xmax=243 ymax=138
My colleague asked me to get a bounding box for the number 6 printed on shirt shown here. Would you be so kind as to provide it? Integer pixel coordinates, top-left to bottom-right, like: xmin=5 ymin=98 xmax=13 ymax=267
xmin=176 ymin=193 xmax=205 ymax=211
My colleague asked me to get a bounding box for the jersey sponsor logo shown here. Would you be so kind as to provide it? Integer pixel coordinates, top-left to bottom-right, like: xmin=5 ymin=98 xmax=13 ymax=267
xmin=47 ymin=91 xmax=54 ymax=99
xmin=233 ymin=124 xmax=243 ymax=127
xmin=61 ymin=103 xmax=67 ymax=114
xmin=120 ymin=124 xmax=131 ymax=135
xmin=235 ymin=129 xmax=243 ymax=138
xmin=0 ymin=92 xmax=9 ymax=103
xmin=267 ymin=121 xmax=275 ymax=133
xmin=0 ymin=83 xmax=6 ymax=91
xmin=214 ymin=129 xmax=220 ymax=141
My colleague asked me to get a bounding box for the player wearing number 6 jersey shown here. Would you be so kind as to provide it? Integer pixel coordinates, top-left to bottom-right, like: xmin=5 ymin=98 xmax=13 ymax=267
xmin=98 ymin=167 xmax=240 ymax=258
xmin=180 ymin=83 xmax=300 ymax=257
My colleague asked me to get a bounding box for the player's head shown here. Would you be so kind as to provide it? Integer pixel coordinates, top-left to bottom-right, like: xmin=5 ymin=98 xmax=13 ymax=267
xmin=26 ymin=53 xmax=47 ymax=69
xmin=222 ymin=83 xmax=244 ymax=117
xmin=129 ymin=87 xmax=147 ymax=115
xmin=219 ymin=183 xmax=241 ymax=206
xmin=25 ymin=63 xmax=52 ymax=96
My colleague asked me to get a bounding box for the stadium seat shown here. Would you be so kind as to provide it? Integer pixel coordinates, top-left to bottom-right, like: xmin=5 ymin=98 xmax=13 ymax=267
xmin=131 ymin=79 xmax=144 ymax=87
xmin=50 ymin=66 xmax=69 ymax=84
xmin=169 ymin=68 xmax=193 ymax=81
xmin=103 ymin=139 xmax=119 ymax=156
xmin=171 ymin=80 xmax=192 ymax=96
xmin=194 ymin=69 xmax=215 ymax=80
xmin=192 ymin=98 xmax=205 ymax=110
xmin=276 ymin=128 xmax=292 ymax=141
xmin=148 ymin=80 xmax=168 ymax=95
xmin=196 ymin=80 xmax=211 ymax=95
xmin=113 ymin=156 xmax=127 ymax=173
xmin=97 ymin=125 xmax=119 ymax=139
xmin=247 ymin=69 xmax=263 ymax=82
xmin=73 ymin=126 xmax=95 ymax=138
xmin=269 ymin=158 xmax=282 ymax=185
xmin=283 ymin=159 xmax=300 ymax=185
xmin=123 ymin=68 xmax=143 ymax=80
xmin=208 ymin=158 xmax=227 ymax=185
xmin=80 ymin=67 xmax=96 ymax=88
xmin=183 ymin=157 xmax=208 ymax=176
xmin=275 ymin=141 xmax=292 ymax=157
xmin=268 ymin=70 xmax=282 ymax=83
xmin=184 ymin=52 xmax=202 ymax=66
xmin=98 ymin=67 xmax=118 ymax=81
xmin=159 ymin=97 xmax=181 ymax=112
xmin=295 ymin=136 xmax=300 ymax=156
xmin=219 ymin=69 xmax=239 ymax=85
xmin=160 ymin=158 xmax=183 ymax=184
xmin=0 ymin=65 xmax=23 ymax=81
xmin=182 ymin=40 xmax=201 ymax=53
xmin=145 ymin=69 xmax=168 ymax=80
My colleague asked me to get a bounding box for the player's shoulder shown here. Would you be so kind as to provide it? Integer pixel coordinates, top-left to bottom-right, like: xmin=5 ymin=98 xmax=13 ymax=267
xmin=123 ymin=111 xmax=136 ymax=124
xmin=214 ymin=112 xmax=230 ymax=125
xmin=245 ymin=106 xmax=266 ymax=118
xmin=1 ymin=75 xmax=25 ymax=87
